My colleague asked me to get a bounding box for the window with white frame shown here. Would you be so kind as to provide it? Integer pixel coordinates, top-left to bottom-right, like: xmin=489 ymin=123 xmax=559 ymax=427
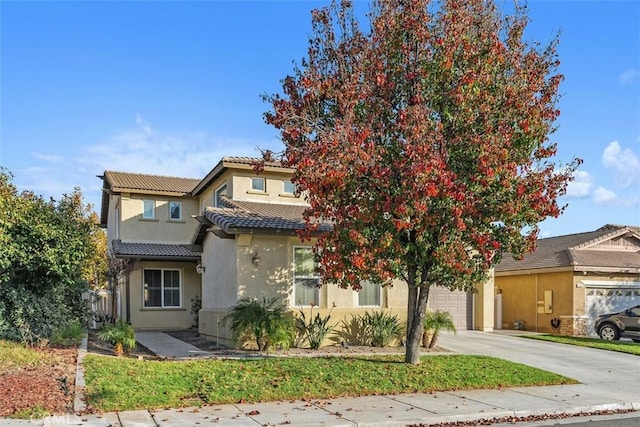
xmin=357 ymin=281 xmax=381 ymax=307
xmin=142 ymin=199 xmax=155 ymax=219
xmin=215 ymin=184 xmax=227 ymax=207
xmin=293 ymin=247 xmax=320 ymax=306
xmin=251 ymin=177 xmax=266 ymax=192
xmin=143 ymin=269 xmax=181 ymax=308
xmin=283 ymin=180 xmax=296 ymax=194
xmin=169 ymin=201 xmax=182 ymax=220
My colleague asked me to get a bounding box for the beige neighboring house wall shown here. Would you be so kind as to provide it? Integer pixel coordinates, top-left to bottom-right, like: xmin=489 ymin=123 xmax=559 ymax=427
xmin=495 ymin=225 xmax=640 ymax=336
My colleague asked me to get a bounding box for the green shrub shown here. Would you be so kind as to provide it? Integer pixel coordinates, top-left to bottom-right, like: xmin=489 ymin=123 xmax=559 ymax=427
xmin=0 ymin=285 xmax=86 ymax=346
xmin=223 ymin=297 xmax=295 ymax=351
xmin=50 ymin=321 xmax=85 ymax=347
xmin=353 ymin=310 xmax=402 ymax=347
xmin=98 ymin=320 xmax=136 ymax=356
xmin=296 ymin=304 xmax=335 ymax=350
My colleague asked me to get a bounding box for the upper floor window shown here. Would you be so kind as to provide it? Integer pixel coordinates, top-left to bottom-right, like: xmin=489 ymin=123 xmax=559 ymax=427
xmin=143 ymin=269 xmax=181 ymax=308
xmin=251 ymin=177 xmax=266 ymax=192
xmin=293 ymin=247 xmax=320 ymax=306
xmin=169 ymin=201 xmax=182 ymax=220
xmin=215 ymin=183 xmax=227 ymax=208
xmin=357 ymin=281 xmax=381 ymax=307
xmin=283 ymin=180 xmax=296 ymax=194
xmin=142 ymin=199 xmax=155 ymax=219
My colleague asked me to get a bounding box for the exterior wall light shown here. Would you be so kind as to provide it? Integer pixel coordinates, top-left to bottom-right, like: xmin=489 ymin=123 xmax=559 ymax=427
xmin=252 ymin=252 xmax=261 ymax=267
xmin=196 ymin=260 xmax=205 ymax=274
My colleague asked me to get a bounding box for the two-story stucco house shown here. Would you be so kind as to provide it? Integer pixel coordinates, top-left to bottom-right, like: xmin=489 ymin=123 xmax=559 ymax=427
xmin=100 ymin=156 xmax=495 ymax=344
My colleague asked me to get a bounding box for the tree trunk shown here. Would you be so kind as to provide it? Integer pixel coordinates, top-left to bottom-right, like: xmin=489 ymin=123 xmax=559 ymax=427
xmin=405 ymin=266 xmax=431 ymax=364
xmin=428 ymin=330 xmax=440 ymax=348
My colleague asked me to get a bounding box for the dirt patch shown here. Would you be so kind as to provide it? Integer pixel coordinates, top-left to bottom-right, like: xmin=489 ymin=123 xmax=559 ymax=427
xmin=165 ymin=328 xmax=448 ymax=357
xmin=86 ymin=330 xmax=157 ymax=360
xmin=0 ymin=346 xmax=77 ymax=417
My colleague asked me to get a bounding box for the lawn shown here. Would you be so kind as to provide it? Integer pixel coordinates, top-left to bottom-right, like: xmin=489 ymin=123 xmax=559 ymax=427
xmin=83 ymin=354 xmax=576 ymax=411
xmin=522 ymin=334 xmax=640 ymax=356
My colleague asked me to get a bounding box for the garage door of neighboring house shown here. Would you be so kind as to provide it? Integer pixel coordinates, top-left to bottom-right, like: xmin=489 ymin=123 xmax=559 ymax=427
xmin=428 ymin=286 xmax=472 ymax=330
xmin=584 ymin=280 xmax=640 ymax=336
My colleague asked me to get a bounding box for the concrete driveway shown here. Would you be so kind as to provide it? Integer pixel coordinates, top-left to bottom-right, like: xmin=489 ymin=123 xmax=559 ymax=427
xmin=438 ymin=331 xmax=640 ymax=404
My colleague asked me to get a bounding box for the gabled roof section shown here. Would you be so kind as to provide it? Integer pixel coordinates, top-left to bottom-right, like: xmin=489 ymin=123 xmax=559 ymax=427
xmin=99 ymin=171 xmax=200 ymax=227
xmin=496 ymin=225 xmax=640 ymax=273
xmin=192 ymin=198 xmax=332 ymax=242
xmin=112 ymin=240 xmax=201 ymax=261
xmin=191 ymin=156 xmax=292 ymax=196
xmin=102 ymin=171 xmax=200 ymax=195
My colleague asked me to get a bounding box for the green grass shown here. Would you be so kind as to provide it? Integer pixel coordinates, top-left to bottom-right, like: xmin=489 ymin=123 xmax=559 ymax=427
xmin=83 ymin=354 xmax=576 ymax=411
xmin=522 ymin=334 xmax=640 ymax=356
xmin=0 ymin=340 xmax=62 ymax=372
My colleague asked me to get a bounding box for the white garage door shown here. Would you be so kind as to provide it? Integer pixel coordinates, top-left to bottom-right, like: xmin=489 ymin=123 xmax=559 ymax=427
xmin=428 ymin=286 xmax=472 ymax=330
xmin=584 ymin=281 xmax=640 ymax=336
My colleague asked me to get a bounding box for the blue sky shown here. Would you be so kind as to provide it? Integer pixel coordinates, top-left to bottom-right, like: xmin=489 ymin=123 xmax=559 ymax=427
xmin=1 ymin=0 xmax=638 ymax=237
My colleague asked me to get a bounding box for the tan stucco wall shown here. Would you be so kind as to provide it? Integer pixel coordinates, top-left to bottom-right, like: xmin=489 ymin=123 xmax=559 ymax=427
xmin=119 ymin=194 xmax=199 ymax=243
xmin=198 ymin=170 xmax=306 ymax=211
xmin=474 ymin=269 xmax=495 ymax=331
xmin=495 ymin=271 xmax=573 ymax=332
xmin=198 ymin=232 xmax=495 ymax=346
xmin=127 ymin=261 xmax=200 ymax=329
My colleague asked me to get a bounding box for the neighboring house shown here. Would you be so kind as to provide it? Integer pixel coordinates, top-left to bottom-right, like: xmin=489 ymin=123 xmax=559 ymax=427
xmin=100 ymin=157 xmax=495 ymax=344
xmin=495 ymin=225 xmax=640 ymax=336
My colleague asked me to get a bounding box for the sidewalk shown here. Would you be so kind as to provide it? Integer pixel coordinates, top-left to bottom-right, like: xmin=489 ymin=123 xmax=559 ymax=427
xmin=3 ymin=332 xmax=638 ymax=427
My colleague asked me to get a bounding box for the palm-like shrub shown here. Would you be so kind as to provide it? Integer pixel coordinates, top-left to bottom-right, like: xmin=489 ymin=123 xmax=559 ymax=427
xmin=296 ymin=303 xmax=335 ymax=349
xmin=354 ymin=311 xmax=402 ymax=347
xmin=223 ymin=297 xmax=295 ymax=351
xmin=423 ymin=310 xmax=456 ymax=348
xmin=97 ymin=320 xmax=136 ymax=356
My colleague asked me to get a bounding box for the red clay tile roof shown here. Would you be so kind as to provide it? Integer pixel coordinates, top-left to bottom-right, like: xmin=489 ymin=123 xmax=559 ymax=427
xmin=112 ymin=240 xmax=201 ymax=260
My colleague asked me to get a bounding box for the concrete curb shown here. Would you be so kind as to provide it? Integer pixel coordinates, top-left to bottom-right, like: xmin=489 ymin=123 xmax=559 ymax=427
xmin=73 ymin=333 xmax=88 ymax=413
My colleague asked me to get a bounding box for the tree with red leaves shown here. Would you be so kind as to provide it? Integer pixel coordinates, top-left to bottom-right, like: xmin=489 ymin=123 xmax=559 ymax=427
xmin=264 ymin=0 xmax=580 ymax=364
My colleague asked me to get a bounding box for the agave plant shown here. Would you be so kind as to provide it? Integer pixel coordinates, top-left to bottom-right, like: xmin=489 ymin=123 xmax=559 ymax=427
xmin=296 ymin=303 xmax=336 ymax=349
xmin=354 ymin=310 xmax=402 ymax=347
xmin=223 ymin=297 xmax=295 ymax=351
xmin=97 ymin=320 xmax=136 ymax=356
xmin=423 ymin=310 xmax=456 ymax=348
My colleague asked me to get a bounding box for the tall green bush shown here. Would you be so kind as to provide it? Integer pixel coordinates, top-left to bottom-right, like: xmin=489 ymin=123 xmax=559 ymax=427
xmin=0 ymin=169 xmax=97 ymax=344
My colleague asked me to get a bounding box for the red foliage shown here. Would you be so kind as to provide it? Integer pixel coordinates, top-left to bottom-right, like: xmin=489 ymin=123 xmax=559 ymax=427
xmin=265 ymin=0 xmax=579 ymax=363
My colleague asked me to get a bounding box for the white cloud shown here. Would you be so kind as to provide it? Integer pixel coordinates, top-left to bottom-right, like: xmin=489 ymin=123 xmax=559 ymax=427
xmin=16 ymin=115 xmax=278 ymax=211
xmin=601 ymin=141 xmax=640 ymax=188
xmin=619 ymin=69 xmax=639 ymax=86
xmin=593 ymin=186 xmax=618 ymax=206
xmin=31 ymin=152 xmax=64 ymax=163
xmin=565 ymin=170 xmax=593 ymax=198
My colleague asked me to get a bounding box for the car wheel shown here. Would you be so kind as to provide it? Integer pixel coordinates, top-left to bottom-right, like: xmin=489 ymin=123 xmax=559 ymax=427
xmin=598 ymin=324 xmax=620 ymax=341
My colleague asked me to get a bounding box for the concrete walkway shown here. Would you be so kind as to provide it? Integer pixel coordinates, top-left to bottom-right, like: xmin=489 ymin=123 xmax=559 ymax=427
xmin=135 ymin=331 xmax=214 ymax=359
xmin=3 ymin=331 xmax=639 ymax=426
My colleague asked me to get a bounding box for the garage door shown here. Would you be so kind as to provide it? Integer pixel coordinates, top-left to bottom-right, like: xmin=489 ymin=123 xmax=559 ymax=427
xmin=584 ymin=281 xmax=640 ymax=336
xmin=428 ymin=286 xmax=472 ymax=330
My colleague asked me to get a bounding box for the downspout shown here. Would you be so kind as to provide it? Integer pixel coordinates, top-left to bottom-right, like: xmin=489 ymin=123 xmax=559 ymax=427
xmin=126 ymin=271 xmax=131 ymax=323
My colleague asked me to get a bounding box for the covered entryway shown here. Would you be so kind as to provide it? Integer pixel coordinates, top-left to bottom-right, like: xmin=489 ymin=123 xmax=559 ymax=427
xmin=583 ymin=280 xmax=640 ymax=336
xmin=428 ymin=286 xmax=472 ymax=330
